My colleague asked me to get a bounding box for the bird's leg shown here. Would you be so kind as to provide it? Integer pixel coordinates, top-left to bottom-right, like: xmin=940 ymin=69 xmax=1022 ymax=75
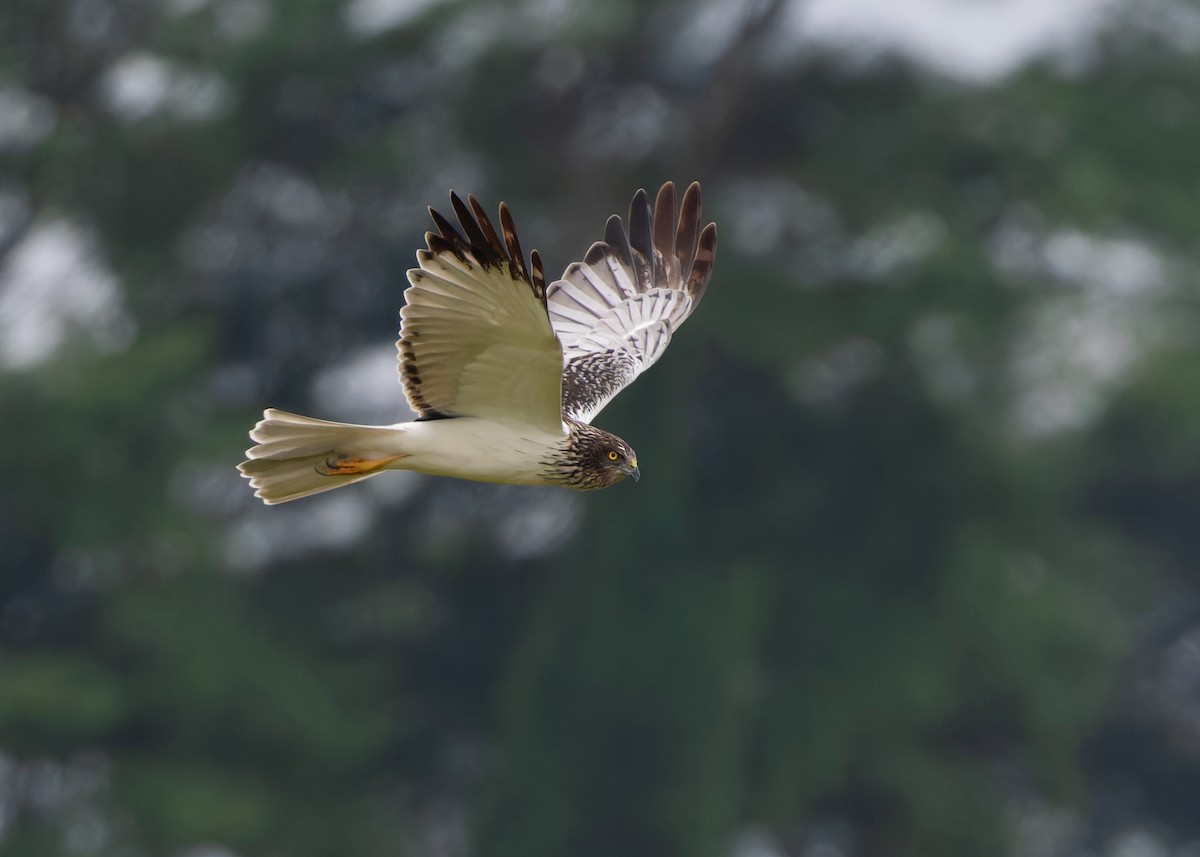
xmin=316 ymin=453 xmax=408 ymax=476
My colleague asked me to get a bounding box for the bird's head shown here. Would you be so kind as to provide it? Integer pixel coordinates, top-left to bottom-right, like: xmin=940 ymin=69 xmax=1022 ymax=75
xmin=563 ymin=424 xmax=640 ymax=489
xmin=600 ymin=439 xmax=640 ymax=483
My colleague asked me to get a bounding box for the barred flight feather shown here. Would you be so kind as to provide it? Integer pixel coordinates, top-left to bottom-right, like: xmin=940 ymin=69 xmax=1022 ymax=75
xmin=546 ymin=181 xmax=717 ymax=424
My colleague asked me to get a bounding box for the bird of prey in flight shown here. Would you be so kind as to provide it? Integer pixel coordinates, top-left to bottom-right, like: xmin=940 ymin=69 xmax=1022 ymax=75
xmin=239 ymin=181 xmax=717 ymax=503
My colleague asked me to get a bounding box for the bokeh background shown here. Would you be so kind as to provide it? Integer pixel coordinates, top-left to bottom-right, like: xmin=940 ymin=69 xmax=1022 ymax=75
xmin=4 ymin=0 xmax=1200 ymax=855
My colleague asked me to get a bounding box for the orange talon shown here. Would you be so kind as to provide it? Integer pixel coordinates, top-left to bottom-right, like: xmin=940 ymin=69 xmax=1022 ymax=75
xmin=316 ymin=453 xmax=408 ymax=476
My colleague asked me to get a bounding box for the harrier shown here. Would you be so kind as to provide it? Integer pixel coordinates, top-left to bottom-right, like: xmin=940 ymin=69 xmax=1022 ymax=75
xmin=239 ymin=181 xmax=717 ymax=503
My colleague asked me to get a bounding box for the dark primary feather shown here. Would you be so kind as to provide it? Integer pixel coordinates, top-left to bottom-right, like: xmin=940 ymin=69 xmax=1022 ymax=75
xmin=675 ymin=181 xmax=702 ymax=284
xmin=449 ymin=194 xmax=498 ymax=260
xmin=652 ymin=181 xmax=677 ymax=283
xmin=602 ymin=215 xmax=633 ymax=272
xmin=627 ymin=188 xmax=654 ymax=290
xmin=499 ymin=204 xmax=530 ymax=286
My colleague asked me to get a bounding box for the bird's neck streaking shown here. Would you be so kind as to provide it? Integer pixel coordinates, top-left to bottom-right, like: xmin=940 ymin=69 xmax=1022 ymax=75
xmin=542 ymin=420 xmax=634 ymax=490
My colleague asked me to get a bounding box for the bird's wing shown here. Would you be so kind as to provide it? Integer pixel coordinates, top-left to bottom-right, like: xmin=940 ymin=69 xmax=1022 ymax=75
xmin=398 ymin=194 xmax=565 ymax=435
xmin=546 ymin=181 xmax=717 ymax=424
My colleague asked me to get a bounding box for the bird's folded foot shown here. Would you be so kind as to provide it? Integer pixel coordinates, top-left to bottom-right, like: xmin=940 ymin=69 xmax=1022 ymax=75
xmin=316 ymin=453 xmax=407 ymax=476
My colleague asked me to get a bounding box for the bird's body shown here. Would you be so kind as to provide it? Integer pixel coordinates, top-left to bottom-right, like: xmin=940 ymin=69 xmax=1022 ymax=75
xmin=240 ymin=182 xmax=717 ymax=503
xmin=395 ymin=417 xmax=569 ymax=486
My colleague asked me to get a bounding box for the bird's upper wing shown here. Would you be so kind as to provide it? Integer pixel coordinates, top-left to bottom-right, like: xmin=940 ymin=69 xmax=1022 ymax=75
xmin=398 ymin=194 xmax=565 ymax=435
xmin=546 ymin=181 xmax=717 ymax=424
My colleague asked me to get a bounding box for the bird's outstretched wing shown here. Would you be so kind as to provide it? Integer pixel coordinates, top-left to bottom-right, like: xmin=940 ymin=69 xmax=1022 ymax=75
xmin=398 ymin=194 xmax=565 ymax=435
xmin=547 ymin=182 xmax=717 ymax=424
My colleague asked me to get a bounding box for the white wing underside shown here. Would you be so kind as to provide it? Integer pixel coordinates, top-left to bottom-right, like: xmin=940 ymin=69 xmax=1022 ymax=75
xmin=550 ymin=259 xmax=694 ymax=355
xmin=549 ymin=272 xmax=693 ymax=422
xmin=398 ymin=201 xmax=564 ymax=436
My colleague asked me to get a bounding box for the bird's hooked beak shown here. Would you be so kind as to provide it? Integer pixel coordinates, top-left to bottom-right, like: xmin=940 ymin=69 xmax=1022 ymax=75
xmin=625 ymin=457 xmax=640 ymax=481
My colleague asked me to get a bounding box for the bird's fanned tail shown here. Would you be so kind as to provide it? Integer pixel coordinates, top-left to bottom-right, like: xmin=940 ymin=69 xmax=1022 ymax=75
xmin=239 ymin=409 xmax=409 ymax=504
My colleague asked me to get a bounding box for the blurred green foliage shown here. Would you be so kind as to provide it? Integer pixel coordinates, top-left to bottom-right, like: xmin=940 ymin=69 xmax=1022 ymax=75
xmin=3 ymin=1 xmax=1200 ymax=856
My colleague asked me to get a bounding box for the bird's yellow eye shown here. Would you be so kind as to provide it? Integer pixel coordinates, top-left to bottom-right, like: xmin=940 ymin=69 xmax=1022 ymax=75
xmin=607 ymin=450 xmax=620 ymax=461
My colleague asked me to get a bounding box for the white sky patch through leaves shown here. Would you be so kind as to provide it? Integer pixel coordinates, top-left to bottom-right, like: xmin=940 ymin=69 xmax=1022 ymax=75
xmin=0 ymin=220 xmax=135 ymax=370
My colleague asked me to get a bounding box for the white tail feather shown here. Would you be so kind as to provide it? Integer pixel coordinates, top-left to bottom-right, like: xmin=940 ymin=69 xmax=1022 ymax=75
xmin=239 ymin=409 xmax=407 ymax=504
